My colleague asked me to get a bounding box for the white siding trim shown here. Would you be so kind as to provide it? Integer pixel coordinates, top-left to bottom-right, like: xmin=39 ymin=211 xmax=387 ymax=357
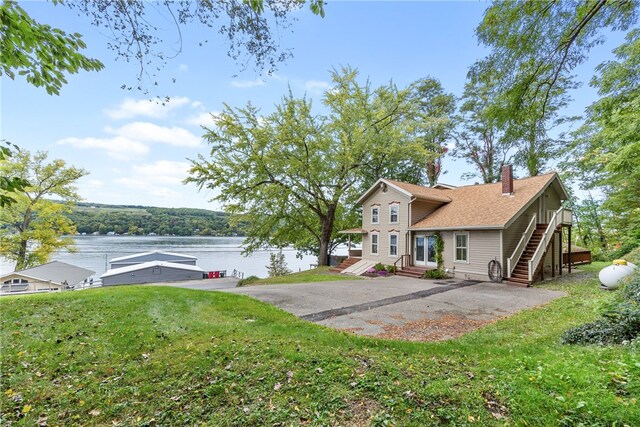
xmin=388 ymin=232 xmax=399 ymax=258
xmin=371 ymin=206 xmax=379 ymax=224
xmin=389 ymin=203 xmax=399 ymax=224
xmin=370 ymin=232 xmax=379 ymax=256
xmin=454 ymin=232 xmax=470 ymax=264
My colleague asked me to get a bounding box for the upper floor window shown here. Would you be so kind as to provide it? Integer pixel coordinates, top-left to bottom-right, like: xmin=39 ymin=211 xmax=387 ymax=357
xmin=454 ymin=233 xmax=468 ymax=262
xmin=371 ymin=206 xmax=379 ymax=224
xmin=389 ymin=204 xmax=399 ymax=224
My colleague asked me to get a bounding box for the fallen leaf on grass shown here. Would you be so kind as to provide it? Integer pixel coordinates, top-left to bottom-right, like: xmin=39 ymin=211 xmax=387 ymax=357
xmin=89 ymin=409 xmax=101 ymax=416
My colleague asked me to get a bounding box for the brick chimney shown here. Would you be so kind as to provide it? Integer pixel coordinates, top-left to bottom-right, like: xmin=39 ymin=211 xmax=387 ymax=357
xmin=501 ymin=165 xmax=513 ymax=195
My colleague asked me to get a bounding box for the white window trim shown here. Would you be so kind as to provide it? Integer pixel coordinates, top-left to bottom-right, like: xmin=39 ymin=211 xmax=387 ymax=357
xmin=370 ymin=232 xmax=379 ymax=256
xmin=389 ymin=203 xmax=399 ymax=224
xmin=454 ymin=232 xmax=470 ymax=263
xmin=388 ymin=233 xmax=399 ymax=258
xmin=371 ymin=206 xmax=379 ymax=224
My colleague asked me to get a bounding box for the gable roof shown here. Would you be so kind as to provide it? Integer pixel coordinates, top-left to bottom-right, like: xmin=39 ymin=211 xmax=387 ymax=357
xmin=410 ymin=173 xmax=564 ymax=230
xmin=109 ymin=250 xmax=197 ymax=263
xmin=100 ymin=261 xmax=204 ymax=278
xmin=357 ymin=178 xmax=452 ymax=205
xmin=1 ymin=261 xmax=95 ymax=286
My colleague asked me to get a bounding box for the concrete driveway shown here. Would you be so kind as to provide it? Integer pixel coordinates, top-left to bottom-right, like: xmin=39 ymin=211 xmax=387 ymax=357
xmin=223 ymin=276 xmax=565 ymax=341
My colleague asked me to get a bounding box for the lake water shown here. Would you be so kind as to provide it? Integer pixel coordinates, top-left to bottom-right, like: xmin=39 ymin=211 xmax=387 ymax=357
xmin=0 ymin=235 xmax=323 ymax=280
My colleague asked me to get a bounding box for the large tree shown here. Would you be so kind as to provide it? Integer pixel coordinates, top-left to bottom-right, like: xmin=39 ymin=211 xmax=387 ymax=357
xmin=187 ymin=68 xmax=431 ymax=266
xmin=0 ymin=140 xmax=29 ymax=207
xmin=452 ymin=67 xmax=513 ymax=184
xmin=408 ymin=77 xmax=456 ymax=186
xmin=1 ymin=0 xmax=324 ymax=95
xmin=567 ymin=29 xmax=640 ymax=247
xmin=0 ymin=150 xmax=88 ymax=270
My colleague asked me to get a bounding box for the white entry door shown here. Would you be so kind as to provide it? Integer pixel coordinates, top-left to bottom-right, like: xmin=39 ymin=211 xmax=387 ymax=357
xmin=426 ymin=235 xmax=437 ymax=267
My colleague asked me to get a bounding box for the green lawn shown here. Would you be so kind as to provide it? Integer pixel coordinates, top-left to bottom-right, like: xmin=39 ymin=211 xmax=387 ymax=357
xmin=1 ymin=268 xmax=638 ymax=426
xmin=242 ymin=266 xmax=363 ymax=285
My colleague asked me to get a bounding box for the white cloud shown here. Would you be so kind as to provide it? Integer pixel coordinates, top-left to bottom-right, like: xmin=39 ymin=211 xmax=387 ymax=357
xmin=304 ymin=80 xmax=332 ymax=94
xmin=184 ymin=111 xmax=221 ymax=128
xmin=231 ymin=79 xmax=265 ymax=88
xmin=113 ymin=160 xmax=191 ymax=199
xmin=179 ymin=64 xmax=189 ymax=72
xmin=57 ymin=136 xmax=149 ymax=160
xmin=104 ymin=96 xmax=191 ymax=119
xmin=105 ymin=122 xmax=201 ymax=147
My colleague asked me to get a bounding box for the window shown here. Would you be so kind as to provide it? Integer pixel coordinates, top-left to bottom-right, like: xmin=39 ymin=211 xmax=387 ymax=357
xmin=389 ymin=204 xmax=399 ymax=223
xmin=371 ymin=207 xmax=379 ymax=224
xmin=371 ymin=233 xmax=379 ymax=255
xmin=455 ymin=233 xmax=468 ymax=262
xmin=389 ymin=234 xmax=398 ymax=257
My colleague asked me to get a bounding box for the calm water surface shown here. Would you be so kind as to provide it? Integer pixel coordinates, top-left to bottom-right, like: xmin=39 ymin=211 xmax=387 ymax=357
xmin=0 ymin=235 xmax=320 ymax=279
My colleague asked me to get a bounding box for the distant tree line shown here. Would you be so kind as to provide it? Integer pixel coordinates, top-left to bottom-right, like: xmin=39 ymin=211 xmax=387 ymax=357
xmin=66 ymin=203 xmax=245 ymax=237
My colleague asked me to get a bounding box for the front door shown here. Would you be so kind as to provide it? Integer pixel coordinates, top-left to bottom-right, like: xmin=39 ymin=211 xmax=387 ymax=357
xmin=414 ymin=235 xmax=425 ymax=266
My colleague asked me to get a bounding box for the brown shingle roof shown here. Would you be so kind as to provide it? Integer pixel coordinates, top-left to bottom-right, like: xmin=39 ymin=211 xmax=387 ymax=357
xmin=384 ymin=179 xmax=452 ymax=203
xmin=409 ymin=173 xmax=559 ymax=229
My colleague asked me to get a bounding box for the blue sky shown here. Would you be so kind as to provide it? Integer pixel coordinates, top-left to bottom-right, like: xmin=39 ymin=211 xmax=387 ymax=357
xmin=1 ymin=1 xmax=627 ymax=210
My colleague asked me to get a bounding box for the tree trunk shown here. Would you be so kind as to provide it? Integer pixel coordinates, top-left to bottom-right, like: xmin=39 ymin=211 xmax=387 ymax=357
xmin=318 ymin=204 xmax=337 ymax=266
xmin=15 ymin=207 xmax=33 ymax=271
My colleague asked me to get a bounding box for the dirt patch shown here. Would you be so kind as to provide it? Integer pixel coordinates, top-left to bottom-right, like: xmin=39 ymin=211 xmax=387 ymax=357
xmin=340 ymin=397 xmax=382 ymax=426
xmin=375 ymin=314 xmax=497 ymax=342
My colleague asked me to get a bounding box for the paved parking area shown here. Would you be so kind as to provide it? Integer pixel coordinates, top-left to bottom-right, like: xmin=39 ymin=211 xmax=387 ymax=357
xmin=223 ymin=276 xmax=566 ymax=340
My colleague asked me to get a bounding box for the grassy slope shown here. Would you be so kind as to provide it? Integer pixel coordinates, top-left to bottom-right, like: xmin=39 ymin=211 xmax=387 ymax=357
xmin=244 ymin=266 xmax=362 ymax=285
xmin=1 ymin=269 xmax=639 ymax=426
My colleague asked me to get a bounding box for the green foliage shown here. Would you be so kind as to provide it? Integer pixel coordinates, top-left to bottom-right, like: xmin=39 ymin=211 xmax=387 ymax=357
xmin=238 ymin=266 xmax=360 ymax=285
xmin=65 ymin=202 xmax=242 ymax=236
xmin=266 ymin=250 xmax=291 ymax=277
xmin=0 ymin=1 xmax=104 ymax=95
xmin=0 ymin=150 xmax=87 ymax=270
xmin=187 ymin=67 xmax=435 ymax=266
xmin=423 ymin=269 xmax=448 ymax=280
xmin=0 ymin=140 xmax=29 ymax=207
xmin=434 ymin=232 xmax=444 ymax=269
xmin=373 ymin=263 xmax=386 ymax=272
xmin=237 ymin=275 xmax=260 ymax=287
xmin=562 ymin=271 xmax=640 ymax=345
xmin=568 ymin=29 xmax=640 ymax=249
xmin=385 ymin=265 xmax=396 ymax=274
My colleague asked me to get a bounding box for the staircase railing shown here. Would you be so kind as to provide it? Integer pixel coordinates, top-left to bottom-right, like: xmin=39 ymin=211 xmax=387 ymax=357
xmin=393 ymin=254 xmax=410 ymax=275
xmin=528 ymin=207 xmax=564 ymax=282
xmin=507 ymin=214 xmax=537 ymax=277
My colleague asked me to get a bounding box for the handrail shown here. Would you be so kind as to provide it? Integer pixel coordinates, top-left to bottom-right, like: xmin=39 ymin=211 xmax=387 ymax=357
xmin=507 ymin=214 xmax=537 ymax=277
xmin=528 ymin=207 xmax=563 ymax=281
xmin=393 ymin=254 xmax=410 ymax=274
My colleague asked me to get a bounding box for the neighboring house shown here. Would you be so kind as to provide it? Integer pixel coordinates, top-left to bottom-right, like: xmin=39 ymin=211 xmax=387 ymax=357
xmin=109 ymin=250 xmax=197 ymax=269
xmin=339 ymin=166 xmax=573 ymax=286
xmin=0 ymin=261 xmax=95 ymax=293
xmin=100 ymin=261 xmax=205 ymax=286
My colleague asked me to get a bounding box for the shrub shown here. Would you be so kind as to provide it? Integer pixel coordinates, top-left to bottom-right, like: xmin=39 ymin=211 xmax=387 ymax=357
xmin=562 ymin=271 xmax=640 ymax=345
xmin=237 ymin=275 xmax=260 ymax=287
xmin=608 ymin=241 xmax=640 ymax=262
xmin=386 ymin=265 xmax=396 ymax=274
xmin=423 ymin=269 xmax=448 ymax=280
xmin=266 ymin=250 xmax=291 ymax=277
xmin=374 ymin=263 xmax=386 ymax=272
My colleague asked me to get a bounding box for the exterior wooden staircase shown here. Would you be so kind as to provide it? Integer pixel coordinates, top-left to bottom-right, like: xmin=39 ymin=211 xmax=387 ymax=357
xmin=508 ymin=224 xmax=547 ymax=286
xmin=395 ymin=265 xmax=428 ymax=279
xmin=328 ymin=257 xmax=361 ymax=273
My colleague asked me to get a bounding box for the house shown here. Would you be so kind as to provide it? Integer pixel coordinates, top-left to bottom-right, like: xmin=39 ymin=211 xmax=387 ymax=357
xmin=0 ymin=261 xmax=95 ymax=293
xmin=339 ymin=166 xmax=573 ymax=286
xmin=100 ymin=261 xmax=205 ymax=286
xmin=109 ymin=250 xmax=197 ymax=269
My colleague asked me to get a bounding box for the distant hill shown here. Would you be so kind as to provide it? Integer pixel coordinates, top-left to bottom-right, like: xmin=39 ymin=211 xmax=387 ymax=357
xmin=66 ymin=202 xmax=245 ymax=236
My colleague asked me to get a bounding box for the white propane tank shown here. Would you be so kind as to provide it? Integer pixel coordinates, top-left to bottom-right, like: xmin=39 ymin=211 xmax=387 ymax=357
xmin=599 ymin=259 xmax=637 ymax=290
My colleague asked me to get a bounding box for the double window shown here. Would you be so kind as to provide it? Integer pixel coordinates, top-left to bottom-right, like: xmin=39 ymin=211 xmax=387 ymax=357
xmin=454 ymin=233 xmax=468 ymax=262
xmin=389 ymin=204 xmax=399 ymax=224
xmin=371 ymin=206 xmax=379 ymax=224
xmin=389 ymin=233 xmax=398 ymax=257
xmin=371 ymin=233 xmax=379 ymax=255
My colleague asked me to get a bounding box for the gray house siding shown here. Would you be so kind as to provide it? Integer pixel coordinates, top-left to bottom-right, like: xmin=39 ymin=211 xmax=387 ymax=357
xmin=441 ymin=230 xmax=501 ymax=281
xmin=361 ymin=186 xmax=411 ymax=261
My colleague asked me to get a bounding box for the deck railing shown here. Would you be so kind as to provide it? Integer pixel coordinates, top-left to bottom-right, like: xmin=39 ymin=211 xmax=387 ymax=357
xmin=393 ymin=254 xmax=410 ymax=274
xmin=507 ymin=214 xmax=537 ymax=277
xmin=528 ymin=207 xmax=565 ymax=282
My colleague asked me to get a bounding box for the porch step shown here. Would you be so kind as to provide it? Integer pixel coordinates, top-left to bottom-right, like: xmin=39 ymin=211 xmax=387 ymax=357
xmin=341 ymin=260 xmax=377 ymax=276
xmin=396 ymin=266 xmax=428 ymax=279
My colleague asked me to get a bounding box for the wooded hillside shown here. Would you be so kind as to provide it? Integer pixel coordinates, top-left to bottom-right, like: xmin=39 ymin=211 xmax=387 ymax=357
xmin=65 ymin=202 xmax=244 ymax=236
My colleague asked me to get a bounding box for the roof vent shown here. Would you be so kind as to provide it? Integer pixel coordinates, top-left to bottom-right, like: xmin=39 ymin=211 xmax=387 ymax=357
xmin=502 ymin=165 xmax=514 ymax=195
